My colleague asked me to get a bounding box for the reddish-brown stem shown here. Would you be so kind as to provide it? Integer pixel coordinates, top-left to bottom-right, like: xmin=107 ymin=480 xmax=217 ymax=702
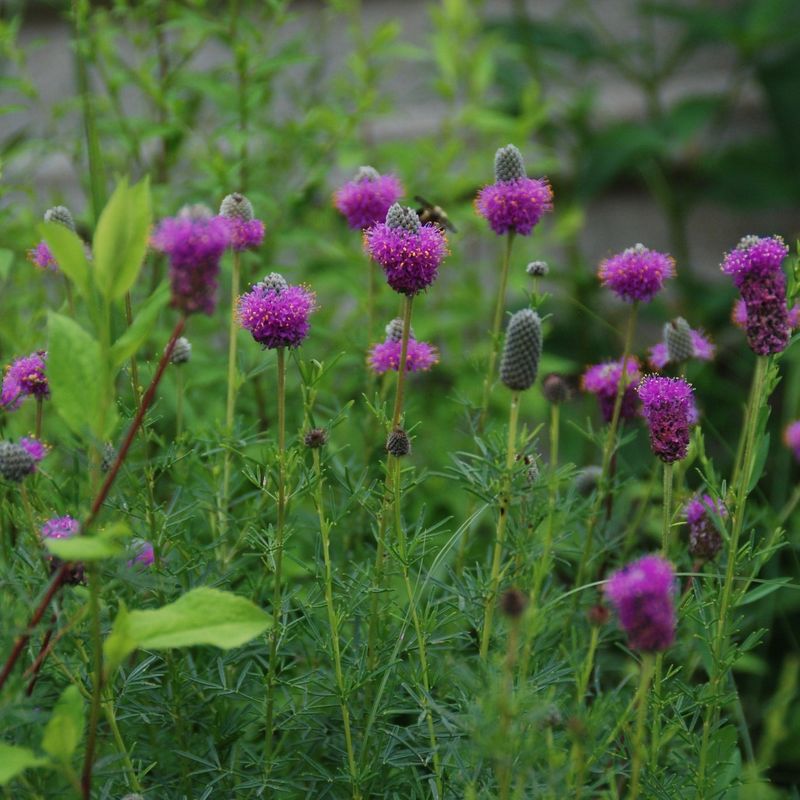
xmin=0 ymin=316 xmax=186 ymax=693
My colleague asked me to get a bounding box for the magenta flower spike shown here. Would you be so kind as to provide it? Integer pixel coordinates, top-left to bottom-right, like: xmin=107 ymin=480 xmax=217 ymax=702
xmin=598 ymin=243 xmax=676 ymax=304
xmin=368 ymin=337 xmax=438 ymax=374
xmin=1 ymin=351 xmax=49 ymax=410
xmin=219 ymin=193 xmax=265 ymax=251
xmin=604 ymin=554 xmax=677 ymax=652
xmin=784 ymin=420 xmax=800 ymax=462
xmin=238 ymin=273 xmax=316 ymax=349
xmin=41 ymin=515 xmax=80 ymax=540
xmin=637 ymin=376 xmax=695 ymax=463
xmin=128 ymin=540 xmax=155 ymax=568
xmin=334 ymin=166 xmax=404 ymax=231
xmin=685 ymin=494 xmax=727 ymax=561
xmin=28 ymin=241 xmax=59 ymax=272
xmin=19 ymin=437 xmax=48 ymax=469
xmin=732 ymin=299 xmax=800 ymax=331
xmin=581 ymin=357 xmax=642 ymax=423
xmin=475 ymin=144 xmax=553 ymax=236
xmin=722 ymin=235 xmax=791 ymax=356
xmin=364 ymin=204 xmax=448 ymax=296
xmin=151 ymin=209 xmax=230 ymax=315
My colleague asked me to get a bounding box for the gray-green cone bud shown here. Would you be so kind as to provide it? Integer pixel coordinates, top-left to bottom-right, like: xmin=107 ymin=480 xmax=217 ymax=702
xmin=355 ymin=165 xmax=380 ymax=182
xmin=220 ymin=192 xmax=254 ymax=221
xmin=170 ymin=337 xmax=192 ymax=365
xmin=0 ymin=442 xmax=36 ymax=483
xmin=386 ymin=428 xmax=411 ymax=457
xmin=179 ymin=203 xmax=213 ymax=220
xmin=575 ymin=465 xmax=602 ymax=496
xmin=542 ymin=373 xmax=572 ymax=404
xmin=44 ymin=205 xmax=76 ymax=232
xmin=494 ymin=144 xmax=526 ymax=182
xmin=500 ymin=309 xmax=542 ymax=392
xmin=385 ymin=203 xmax=421 ymax=234
xmin=259 ymin=272 xmax=288 ymax=295
xmin=101 ymin=443 xmax=116 ymax=473
xmin=665 ymin=318 xmax=694 ymax=364
xmin=526 ymin=260 xmax=548 ymax=278
xmin=385 ymin=318 xmax=414 ymax=343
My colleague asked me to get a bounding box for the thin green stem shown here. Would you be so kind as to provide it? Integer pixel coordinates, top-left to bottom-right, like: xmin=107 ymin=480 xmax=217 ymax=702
xmin=124 ymin=292 xmax=142 ymax=409
xmin=367 ymin=256 xmax=377 ymax=345
xmin=576 ymin=303 xmax=638 ymax=589
xmin=497 ymin=618 xmax=520 ymax=800
xmin=479 ymin=232 xmax=515 ymax=431
xmin=221 ymin=249 xmax=242 ymax=540
xmin=629 ymin=654 xmax=655 ymax=800
xmin=80 ymin=564 xmax=103 ymax=799
xmin=265 ymin=347 xmax=286 ymax=767
xmin=480 ymin=391 xmax=521 ymax=660
xmin=176 ymin=368 xmax=185 ymax=440
xmin=533 ymin=402 xmax=559 ymax=601
xmin=313 ymin=448 xmax=361 ymax=799
xmin=102 ymin=687 xmax=142 ymax=794
xmin=662 ymin=462 xmax=673 ymax=555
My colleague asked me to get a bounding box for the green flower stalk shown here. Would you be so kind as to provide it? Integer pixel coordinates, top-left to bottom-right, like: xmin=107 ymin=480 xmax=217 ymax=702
xmin=629 ymin=654 xmax=655 ymax=800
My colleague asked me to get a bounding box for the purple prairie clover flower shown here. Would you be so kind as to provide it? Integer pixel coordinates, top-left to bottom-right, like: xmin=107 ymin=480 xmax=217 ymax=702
xmin=219 ymin=193 xmax=265 ymax=251
xmin=335 ymin=166 xmax=404 ymax=230
xmin=364 ymin=204 xmax=448 ymax=296
xmin=128 ymin=540 xmax=155 ymax=568
xmin=739 ymin=270 xmax=791 ymax=355
xmin=40 ymin=515 xmax=80 ymax=540
xmin=783 ymin=420 xmax=800 ymax=462
xmin=151 ymin=214 xmax=230 ymax=315
xmin=19 ymin=437 xmax=48 ymax=468
xmin=604 ymin=554 xmax=677 ymax=652
xmin=581 ymin=357 xmax=642 ymax=423
xmin=28 ymin=241 xmax=58 ymax=272
xmin=637 ymin=375 xmax=694 ymax=463
xmin=475 ymin=177 xmax=553 ymax=236
xmin=685 ymin=494 xmax=727 ymax=561
xmin=368 ymin=337 xmax=439 ymax=374
xmin=2 ymin=351 xmax=49 ymax=410
xmin=732 ymin=299 xmax=800 ymax=330
xmin=721 ymin=235 xmax=788 ymax=288
xmin=598 ymin=244 xmax=676 ymax=303
xmin=238 ymin=277 xmax=316 ymax=349
xmin=648 ymin=322 xmax=715 ymax=370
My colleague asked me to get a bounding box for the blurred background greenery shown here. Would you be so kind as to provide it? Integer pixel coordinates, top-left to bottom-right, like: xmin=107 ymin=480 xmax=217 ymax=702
xmin=1 ymin=0 xmax=800 ymax=786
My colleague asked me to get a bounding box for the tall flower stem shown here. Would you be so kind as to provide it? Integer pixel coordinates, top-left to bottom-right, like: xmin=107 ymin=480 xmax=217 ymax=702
xmin=265 ymin=346 xmax=287 ymax=767
xmin=497 ymin=614 xmax=520 ymax=800
xmin=479 ymin=232 xmax=516 ymax=431
xmin=312 ymin=447 xmax=361 ymax=799
xmin=696 ymin=354 xmax=769 ymax=795
xmin=124 ymin=292 xmax=142 ymax=408
xmin=80 ymin=564 xmax=103 ymax=799
xmin=629 ymin=654 xmax=655 ymax=800
xmin=367 ymin=256 xmax=377 ymax=344
xmin=34 ymin=396 xmax=43 ymax=440
xmin=576 ymin=303 xmax=638 ymax=589
xmin=220 ymin=249 xmax=242 ymax=539
xmin=480 ymin=391 xmax=521 ymax=660
xmin=532 ymin=402 xmax=559 ymax=602
xmin=367 ymin=295 xmax=414 ymax=672
xmin=0 ymin=316 xmax=186 ymax=692
xmin=393 ymin=458 xmax=442 ymax=796
xmin=661 ymin=462 xmax=673 ymax=555
xmin=176 ymin=368 xmax=185 ymax=440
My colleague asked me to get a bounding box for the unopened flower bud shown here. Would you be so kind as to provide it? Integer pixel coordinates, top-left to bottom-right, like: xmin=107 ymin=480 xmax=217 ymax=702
xmin=178 ymin=203 xmax=213 ymax=220
xmin=220 ymin=192 xmax=255 ymax=221
xmin=0 ymin=441 xmax=36 ymax=482
xmin=386 ymin=428 xmax=411 ymax=457
xmin=385 ymin=203 xmax=421 ymax=234
xmin=499 ymin=587 xmax=528 ymax=619
xmin=355 ymin=165 xmax=380 ymax=182
xmin=304 ymin=428 xmax=328 ymax=449
xmin=665 ymin=318 xmax=694 ymax=364
xmin=44 ymin=205 xmax=76 ymax=232
xmin=500 ymin=309 xmax=542 ymax=391
xmin=258 ymin=272 xmax=289 ymax=295
xmin=101 ymin=443 xmax=116 ymax=473
xmin=385 ymin=317 xmax=414 ymax=343
xmin=575 ymin=465 xmax=602 ymax=496
xmin=542 ymin=372 xmax=572 ymax=404
xmin=170 ymin=337 xmax=192 ymax=365
xmin=526 ymin=260 xmax=548 ymax=278
xmin=494 ymin=144 xmax=526 ymax=182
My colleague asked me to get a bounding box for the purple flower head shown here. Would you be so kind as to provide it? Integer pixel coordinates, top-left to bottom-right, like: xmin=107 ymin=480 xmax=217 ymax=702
xmin=2 ymin=351 xmax=49 ymax=410
xmin=334 ymin=167 xmax=404 ymax=230
xmin=684 ymin=494 xmax=727 ymax=561
xmin=364 ymin=204 xmax=448 ymax=295
xmin=648 ymin=325 xmax=715 ymax=370
xmin=784 ymin=420 xmax=800 ymax=462
xmin=368 ymin=337 xmax=439 ymax=374
xmin=20 ymin=437 xmax=48 ymax=468
xmin=28 ymin=241 xmax=58 ymax=272
xmin=604 ymin=554 xmax=677 ymax=652
xmin=224 ymin=217 xmax=265 ymax=251
xmin=581 ymin=357 xmax=642 ymax=423
xmin=721 ymin=235 xmax=788 ymax=288
xmin=598 ymin=244 xmax=675 ymax=303
xmin=475 ymin=177 xmax=553 ymax=236
xmin=238 ymin=277 xmax=316 ymax=349
xmin=40 ymin=515 xmax=80 ymax=540
xmin=151 ymin=214 xmax=230 ymax=315
xmin=738 ymin=270 xmax=791 ymax=355
xmin=637 ymin=375 xmax=694 ymax=463
xmin=732 ymin=298 xmax=800 ymax=331
xmin=128 ymin=540 xmax=155 ymax=568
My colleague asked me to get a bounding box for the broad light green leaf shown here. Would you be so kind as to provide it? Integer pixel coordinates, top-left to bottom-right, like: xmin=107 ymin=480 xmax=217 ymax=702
xmin=41 ymin=685 xmax=84 ymax=762
xmin=47 ymin=312 xmax=102 ymax=436
xmin=40 ymin=222 xmax=91 ymax=296
xmin=0 ymin=743 xmax=47 ymax=785
xmin=110 ymin=281 xmax=169 ymax=368
xmin=93 ymin=176 xmax=152 ymax=301
xmin=46 ymin=522 xmax=130 ymax=563
xmin=104 ymin=588 xmax=271 ymax=673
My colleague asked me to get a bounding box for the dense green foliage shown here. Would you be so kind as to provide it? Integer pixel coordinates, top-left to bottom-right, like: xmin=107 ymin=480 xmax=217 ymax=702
xmin=1 ymin=1 xmax=800 ymax=798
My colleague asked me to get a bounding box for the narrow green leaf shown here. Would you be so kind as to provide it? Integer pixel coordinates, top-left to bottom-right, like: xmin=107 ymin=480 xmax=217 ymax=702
xmin=41 ymin=685 xmax=84 ymax=762
xmin=104 ymin=588 xmax=271 ymax=673
xmin=110 ymin=281 xmax=169 ymax=368
xmin=47 ymin=312 xmax=102 ymax=436
xmin=0 ymin=743 xmax=47 ymax=786
xmin=737 ymin=578 xmax=792 ymax=607
xmin=93 ymin=177 xmax=152 ymax=300
xmin=40 ymin=223 xmax=91 ymax=296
